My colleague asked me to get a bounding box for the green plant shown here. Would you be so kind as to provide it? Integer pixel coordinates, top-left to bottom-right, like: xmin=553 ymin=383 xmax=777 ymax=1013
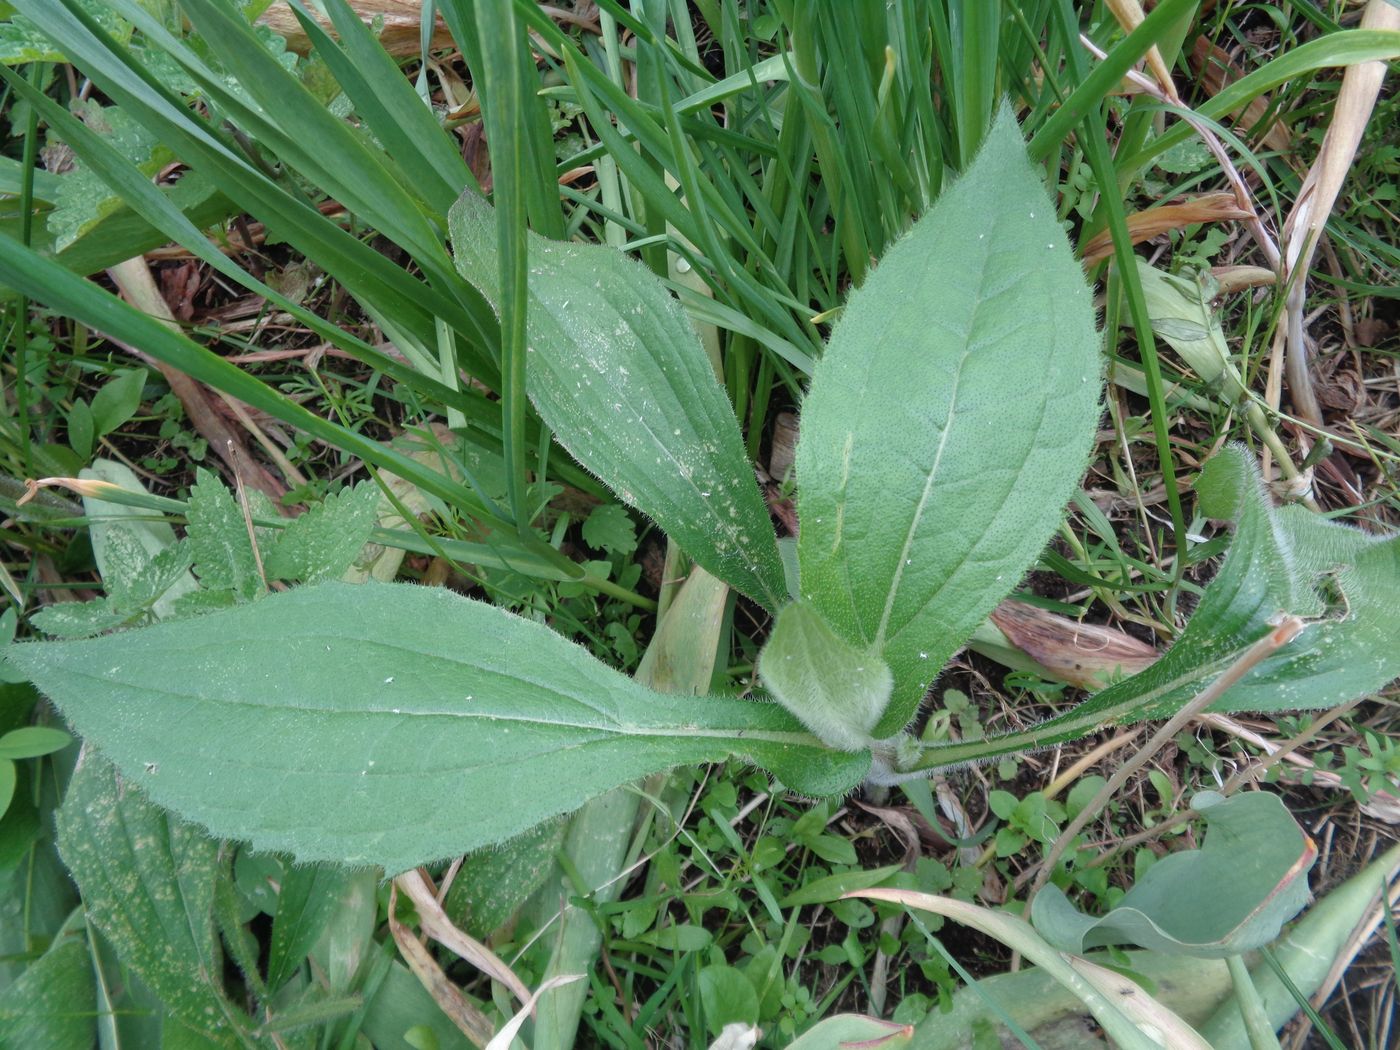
xmin=7 ymin=101 xmax=1400 ymax=882
xmin=850 ymin=832 xmax=1400 ymax=1050
xmin=5 ymin=5 xmax=1400 ymax=1046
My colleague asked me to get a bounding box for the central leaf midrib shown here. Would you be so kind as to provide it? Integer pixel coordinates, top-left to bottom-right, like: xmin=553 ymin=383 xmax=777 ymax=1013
xmin=50 ymin=660 xmax=821 ymax=746
xmin=871 ymin=216 xmax=1003 ymax=648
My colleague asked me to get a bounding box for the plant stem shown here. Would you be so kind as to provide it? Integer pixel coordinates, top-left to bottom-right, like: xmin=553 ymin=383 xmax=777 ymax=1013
xmin=1226 ymin=954 xmax=1285 ymax=1050
xmin=1026 ymin=615 xmax=1304 ymax=903
xmin=13 ymin=61 xmax=43 ymax=477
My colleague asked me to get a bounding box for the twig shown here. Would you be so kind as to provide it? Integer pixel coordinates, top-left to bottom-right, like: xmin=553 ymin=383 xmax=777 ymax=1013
xmin=226 ymin=439 xmax=269 ymax=592
xmin=1278 ymin=0 xmax=1400 ymax=428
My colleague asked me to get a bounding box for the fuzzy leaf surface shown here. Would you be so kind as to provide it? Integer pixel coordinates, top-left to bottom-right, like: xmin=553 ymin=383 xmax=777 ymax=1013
xmin=56 ymin=750 xmax=253 ymax=1047
xmin=758 ymin=600 xmax=892 ymax=751
xmin=263 ymin=481 xmax=379 ymax=583
xmin=0 ymin=913 xmax=93 ymax=1050
xmin=9 ymin=581 xmax=863 ymax=873
xmin=795 ymin=104 xmax=1102 ymax=736
xmin=450 ymin=190 xmax=786 ymax=610
xmin=912 ymin=445 xmax=1400 ymax=769
xmin=186 ymin=467 xmax=261 ymax=599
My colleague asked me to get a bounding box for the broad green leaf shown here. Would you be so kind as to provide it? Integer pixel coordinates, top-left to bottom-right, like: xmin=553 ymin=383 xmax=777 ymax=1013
xmin=443 ymin=818 xmax=566 ymax=940
xmin=784 ymin=1015 xmax=913 ymax=1050
xmin=0 ymin=0 xmax=130 ymax=64
xmin=450 ymin=190 xmax=787 ymax=610
xmin=0 ymin=760 xmax=12 ymax=816
xmin=758 ymin=600 xmax=892 ymax=751
xmin=81 ymin=462 xmax=196 ymax=619
xmin=698 ymin=965 xmax=759 ymax=1037
xmin=1201 ymin=841 xmax=1400 ymax=1046
xmin=1032 ymin=791 xmax=1315 ymax=958
xmin=9 ymin=581 xmax=864 ymax=873
xmin=780 ymin=863 xmax=904 ymax=907
xmin=360 ymin=959 xmax=477 ymax=1050
xmin=795 ymin=103 xmax=1102 ymax=736
xmin=29 ymin=599 xmax=138 ymax=639
xmin=908 ymin=445 xmax=1400 ymax=770
xmin=65 ymin=399 xmax=94 ymax=461
xmin=186 ymin=467 xmax=261 ymax=599
xmin=0 ymin=911 xmax=94 ymax=1050
xmin=113 ymin=544 xmax=196 ymax=618
xmin=0 ymin=725 xmax=71 ymax=760
xmin=56 ymin=749 xmax=254 ymax=1048
xmin=581 ymin=503 xmax=638 ymax=557
xmin=263 ymin=482 xmax=379 ymax=583
xmin=50 ymin=100 xmax=180 ymax=252
xmin=90 ymin=367 xmax=147 ymax=437
xmin=94 ymin=523 xmax=168 ymax=607
xmin=265 ymin=862 xmax=353 ymax=994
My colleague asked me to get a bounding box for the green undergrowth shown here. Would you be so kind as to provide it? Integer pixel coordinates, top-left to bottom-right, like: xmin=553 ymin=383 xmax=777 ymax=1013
xmin=1 ymin=2 xmax=1398 ymax=1049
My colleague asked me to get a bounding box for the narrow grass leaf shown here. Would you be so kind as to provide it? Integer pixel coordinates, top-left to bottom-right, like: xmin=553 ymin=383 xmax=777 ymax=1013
xmin=9 ymin=0 xmax=483 ymax=365
xmin=1027 ymin=0 xmax=1199 ymax=162
xmin=293 ymin=0 xmax=472 ymax=214
xmin=0 ymin=239 xmax=565 ymax=571
xmin=1119 ymin=29 xmax=1400 ymax=170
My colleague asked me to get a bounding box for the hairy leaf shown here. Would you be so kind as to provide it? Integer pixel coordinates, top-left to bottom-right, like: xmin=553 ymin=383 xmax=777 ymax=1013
xmin=0 ymin=911 xmax=94 ymax=1050
xmin=911 ymin=445 xmax=1400 ymax=770
xmin=29 ymin=600 xmax=136 ymax=640
xmin=581 ymin=503 xmax=638 ymax=557
xmin=56 ymin=749 xmax=253 ymax=1047
xmin=9 ymin=582 xmax=864 ymax=873
xmin=759 ymin=601 xmax=892 ymax=751
xmin=795 ymin=103 xmax=1102 ymax=736
xmin=83 ymin=459 xmax=198 ymax=618
xmin=444 ymin=818 xmax=566 ymax=940
xmin=0 ymin=0 xmax=130 ymax=64
xmin=1032 ymin=791 xmax=1315 ymax=957
xmin=450 ymin=190 xmax=787 ymax=610
xmin=263 ymin=482 xmax=379 ymax=583
xmin=186 ymin=468 xmax=261 ymax=599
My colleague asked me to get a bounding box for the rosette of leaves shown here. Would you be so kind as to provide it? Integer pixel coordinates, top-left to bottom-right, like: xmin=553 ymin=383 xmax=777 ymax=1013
xmin=6 ymin=106 xmax=1400 ymax=875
